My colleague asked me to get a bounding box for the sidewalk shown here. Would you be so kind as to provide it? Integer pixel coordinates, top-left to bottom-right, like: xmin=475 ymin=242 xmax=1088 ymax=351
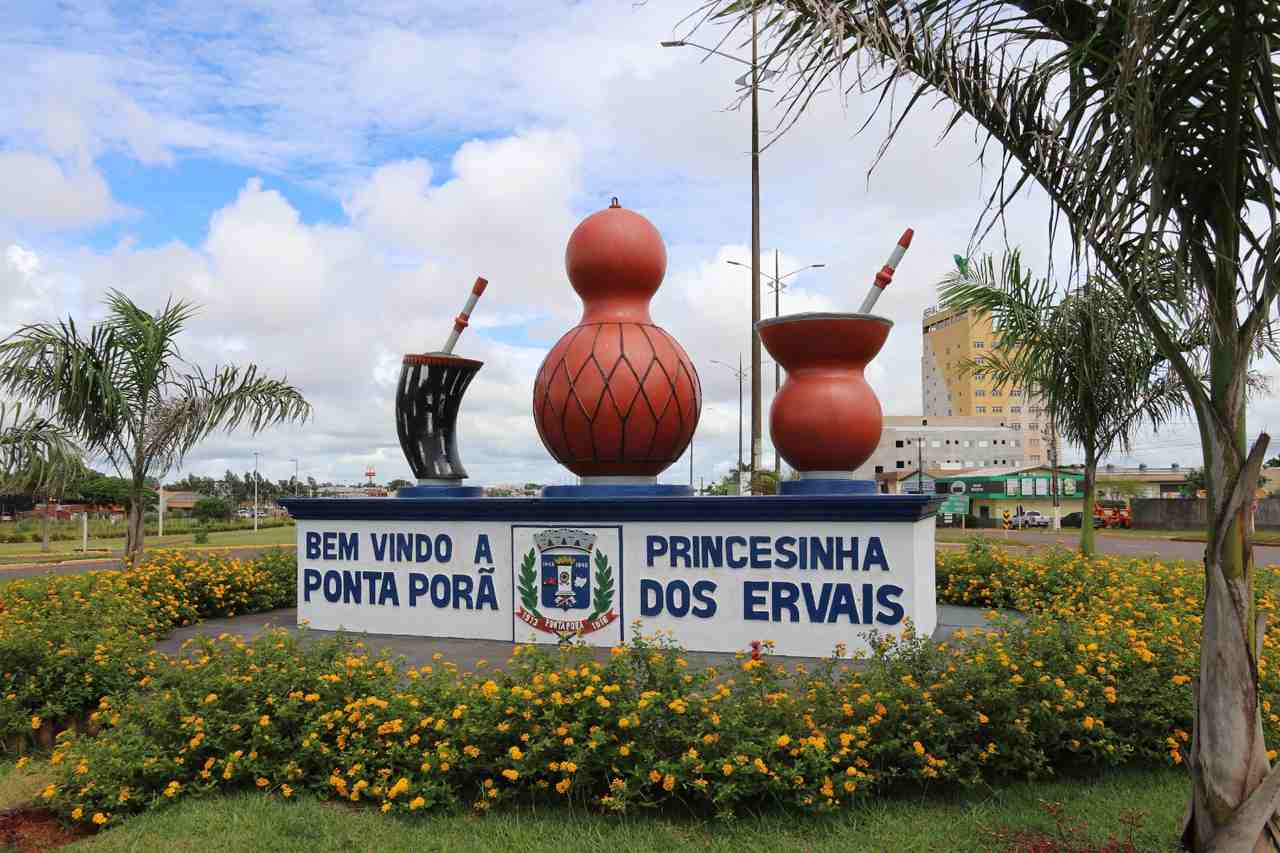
xmin=155 ymin=604 xmax=1014 ymax=674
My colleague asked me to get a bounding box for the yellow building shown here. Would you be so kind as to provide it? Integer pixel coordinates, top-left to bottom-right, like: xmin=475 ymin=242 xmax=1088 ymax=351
xmin=921 ymin=303 xmax=1055 ymax=464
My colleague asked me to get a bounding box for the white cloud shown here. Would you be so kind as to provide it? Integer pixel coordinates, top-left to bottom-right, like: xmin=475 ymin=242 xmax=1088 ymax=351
xmin=0 ymin=152 xmax=129 ymax=230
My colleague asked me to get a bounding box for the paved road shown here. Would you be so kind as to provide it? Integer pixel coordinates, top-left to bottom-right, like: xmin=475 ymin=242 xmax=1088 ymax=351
xmin=154 ymin=604 xmax=1010 ymax=674
xmin=943 ymin=529 xmax=1280 ymax=563
xmin=0 ymin=546 xmax=291 ymax=581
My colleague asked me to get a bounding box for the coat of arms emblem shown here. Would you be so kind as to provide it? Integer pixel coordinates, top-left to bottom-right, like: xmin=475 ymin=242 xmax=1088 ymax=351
xmin=517 ymin=528 xmax=617 ymax=641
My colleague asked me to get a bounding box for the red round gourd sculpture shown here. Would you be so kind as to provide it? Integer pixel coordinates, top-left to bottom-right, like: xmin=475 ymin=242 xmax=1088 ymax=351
xmin=758 ymin=313 xmax=891 ymax=477
xmin=533 ymin=199 xmax=701 ymax=481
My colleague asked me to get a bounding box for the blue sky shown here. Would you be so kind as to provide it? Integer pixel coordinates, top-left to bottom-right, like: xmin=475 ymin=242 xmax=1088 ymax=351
xmin=1 ymin=0 xmax=1268 ymax=487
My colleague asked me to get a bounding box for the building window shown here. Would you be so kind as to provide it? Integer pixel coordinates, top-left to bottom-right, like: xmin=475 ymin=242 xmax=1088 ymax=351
xmin=896 ymin=460 xmax=905 ymax=469
xmin=1011 ymin=406 xmax=1022 ymax=413
xmin=973 ymin=341 xmax=985 ymax=348
xmin=874 ymin=465 xmax=884 ymax=473
xmin=974 ymin=372 xmax=986 ymax=379
xmin=895 ymin=440 xmax=904 ymax=448
xmin=1029 ymin=454 xmax=1041 ymax=462
xmin=1028 ymin=422 xmax=1039 ymax=431
xmin=1010 ymin=389 xmax=1022 ymax=397
xmin=975 ymin=406 xmax=986 ymax=413
xmin=990 ymin=388 xmax=1002 ymax=397
xmin=979 ymin=440 xmax=989 ymax=447
xmin=1011 ymin=423 xmax=1021 ymax=430
xmin=1029 ymin=437 xmax=1040 ymax=446
xmin=963 ymin=440 xmax=972 ymax=447
xmin=992 ymin=406 xmax=1003 ymax=413
xmin=975 ymin=389 xmax=986 ymax=397
xmin=931 ymin=440 xmax=941 ymax=448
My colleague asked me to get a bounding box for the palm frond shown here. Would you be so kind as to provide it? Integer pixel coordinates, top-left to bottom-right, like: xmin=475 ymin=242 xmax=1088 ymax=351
xmin=0 ymin=402 xmax=84 ymax=494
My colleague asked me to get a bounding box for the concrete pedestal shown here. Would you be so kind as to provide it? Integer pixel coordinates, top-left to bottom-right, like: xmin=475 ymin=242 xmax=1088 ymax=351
xmin=281 ymin=494 xmax=938 ymax=658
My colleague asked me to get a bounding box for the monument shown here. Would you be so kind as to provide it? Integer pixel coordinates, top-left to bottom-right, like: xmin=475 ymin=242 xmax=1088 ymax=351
xmin=281 ymin=208 xmax=937 ymax=657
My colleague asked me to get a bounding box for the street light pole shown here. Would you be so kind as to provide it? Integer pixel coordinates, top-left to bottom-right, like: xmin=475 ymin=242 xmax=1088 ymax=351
xmin=727 ymin=255 xmax=825 ymax=487
xmin=290 ymin=457 xmax=299 ymax=496
xmin=711 ymin=357 xmax=748 ymax=495
xmin=253 ymin=451 xmax=260 ymax=533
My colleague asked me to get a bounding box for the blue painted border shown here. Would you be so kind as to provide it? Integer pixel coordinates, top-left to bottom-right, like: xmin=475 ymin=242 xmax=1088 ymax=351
xmin=542 ymin=484 xmax=693 ymax=498
xmin=279 ymin=494 xmax=939 ymax=523
xmin=778 ymin=479 xmax=876 ymax=496
xmin=396 ymin=485 xmax=484 ymax=498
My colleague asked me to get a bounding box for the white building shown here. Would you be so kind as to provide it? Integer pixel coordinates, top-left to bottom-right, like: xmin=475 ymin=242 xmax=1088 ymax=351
xmin=853 ymin=415 xmax=1026 ymax=485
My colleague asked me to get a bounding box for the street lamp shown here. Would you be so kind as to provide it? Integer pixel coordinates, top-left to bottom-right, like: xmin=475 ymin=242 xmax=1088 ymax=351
xmin=252 ymin=451 xmax=260 ymax=533
xmin=664 ymin=11 xmax=774 ymax=493
xmin=711 ymin=356 xmax=748 ymax=495
xmin=728 ymin=254 xmax=824 ymax=481
xmin=289 ymin=457 xmax=299 ymax=496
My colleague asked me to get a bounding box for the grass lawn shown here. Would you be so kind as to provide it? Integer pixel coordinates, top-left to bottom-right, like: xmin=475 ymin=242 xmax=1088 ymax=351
xmin=0 ymin=760 xmax=1187 ymax=852
xmin=0 ymin=526 xmax=296 ymax=565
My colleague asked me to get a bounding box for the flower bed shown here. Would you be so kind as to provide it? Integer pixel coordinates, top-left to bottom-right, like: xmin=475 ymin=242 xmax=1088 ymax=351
xmin=13 ymin=543 xmax=1280 ymax=829
xmin=0 ymin=549 xmax=295 ymax=744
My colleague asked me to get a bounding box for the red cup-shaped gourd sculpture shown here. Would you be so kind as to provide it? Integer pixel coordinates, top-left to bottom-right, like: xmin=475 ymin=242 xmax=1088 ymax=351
xmin=533 ymin=200 xmax=701 ymax=479
xmin=758 ymin=313 xmax=892 ymax=474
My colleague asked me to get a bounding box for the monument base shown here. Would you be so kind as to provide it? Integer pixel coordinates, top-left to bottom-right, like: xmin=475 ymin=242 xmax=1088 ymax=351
xmin=779 ymin=478 xmax=876 ymax=496
xmin=281 ymin=493 xmax=939 ymax=659
xmin=397 ymin=484 xmax=484 ymax=498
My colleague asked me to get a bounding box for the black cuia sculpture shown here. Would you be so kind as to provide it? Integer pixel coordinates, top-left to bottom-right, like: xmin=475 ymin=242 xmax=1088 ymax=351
xmin=395 ymin=353 xmax=483 ymax=496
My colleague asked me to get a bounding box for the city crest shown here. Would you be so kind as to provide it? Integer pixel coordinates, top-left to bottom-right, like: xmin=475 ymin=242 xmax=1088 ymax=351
xmin=517 ymin=528 xmax=617 ymax=642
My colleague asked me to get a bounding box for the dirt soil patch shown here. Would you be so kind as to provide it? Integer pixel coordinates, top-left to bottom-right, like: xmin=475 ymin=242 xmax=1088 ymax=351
xmin=0 ymin=808 xmax=88 ymax=851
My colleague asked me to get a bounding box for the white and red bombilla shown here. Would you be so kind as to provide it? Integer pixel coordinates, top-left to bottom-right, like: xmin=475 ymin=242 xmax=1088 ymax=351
xmin=858 ymin=229 xmax=914 ymax=314
xmin=440 ymin=276 xmax=488 ymax=354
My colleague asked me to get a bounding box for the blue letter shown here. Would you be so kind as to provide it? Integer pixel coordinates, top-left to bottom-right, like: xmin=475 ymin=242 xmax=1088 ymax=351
xmin=476 ymin=575 xmax=498 ymax=610
xmin=343 ymin=570 xmax=362 ymax=603
xmin=802 ymin=583 xmax=833 ymax=622
xmin=371 ymin=534 xmax=388 ymax=562
xmin=749 ymin=536 xmax=771 ymax=568
xmin=416 ymin=534 xmax=433 ymax=563
xmin=743 ymin=581 xmax=769 ymax=621
xmin=875 ymin=585 xmax=904 ymax=625
xmin=774 ymin=536 xmax=797 ymax=569
xmin=863 ymin=537 xmax=890 ymax=572
xmin=435 ymin=534 xmax=452 ymax=563
xmin=665 ymin=580 xmax=690 ymax=617
xmin=691 ymin=581 xmax=717 ymax=618
xmin=726 ymin=536 xmax=748 ymax=569
xmin=380 ymin=573 xmax=400 ymax=606
xmin=646 ymin=536 xmax=668 ymax=567
xmin=452 ymin=575 xmax=473 ymax=609
xmin=305 ymin=532 xmax=321 ymax=560
xmin=323 ymin=571 xmax=341 ymax=603
xmin=430 ymin=575 xmax=451 ymax=608
xmin=670 ymin=537 xmax=691 ymax=568
xmin=772 ymin=582 xmax=800 ymax=622
xmin=640 ymin=579 xmax=664 ymax=616
xmin=338 ymin=532 xmax=358 ymax=561
xmin=409 ymin=573 xmax=429 ymax=606
xmin=828 ymin=584 xmax=859 ymax=623
xmin=473 ymin=535 xmax=493 ymax=564
xmin=303 ymin=568 xmax=321 ymax=602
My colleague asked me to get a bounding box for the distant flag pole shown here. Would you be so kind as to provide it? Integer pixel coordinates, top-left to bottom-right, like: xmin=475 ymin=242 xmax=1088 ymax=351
xmin=441 ymin=277 xmax=488 ymax=354
xmin=858 ymin=228 xmax=913 ymax=314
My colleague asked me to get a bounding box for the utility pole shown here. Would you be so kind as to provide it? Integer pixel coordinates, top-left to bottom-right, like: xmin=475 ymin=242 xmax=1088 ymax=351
xmin=748 ymin=5 xmax=762 ymax=494
xmin=1043 ymin=418 xmax=1061 ymax=530
xmin=713 ymin=356 xmax=748 ymax=495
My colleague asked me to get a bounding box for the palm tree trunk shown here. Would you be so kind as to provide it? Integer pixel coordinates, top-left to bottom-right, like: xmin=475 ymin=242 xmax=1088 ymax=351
xmin=1080 ymin=447 xmax=1097 ymax=557
xmin=1183 ymin=308 xmax=1277 ymax=850
xmin=125 ymin=500 xmax=144 ymax=561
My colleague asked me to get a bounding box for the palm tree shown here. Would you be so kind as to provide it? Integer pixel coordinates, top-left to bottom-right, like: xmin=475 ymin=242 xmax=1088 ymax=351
xmin=0 ymin=291 xmax=310 ymax=558
xmin=938 ymin=253 xmax=1185 ymax=556
xmin=684 ymin=0 xmax=1279 ymax=846
xmin=0 ymin=402 xmax=85 ymax=553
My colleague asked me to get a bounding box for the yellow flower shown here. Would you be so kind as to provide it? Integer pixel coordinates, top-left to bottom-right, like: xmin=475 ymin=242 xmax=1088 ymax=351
xmin=282 ymin=785 xmax=294 ymax=798
xmin=508 ymin=746 xmax=524 ymax=760
xmin=913 ymin=741 xmax=926 ymax=756
xmin=722 ymin=764 xmax=734 ymax=776
xmin=30 ymin=716 xmax=42 ymax=730
xmin=649 ymin=770 xmax=662 ymax=783
xmin=776 ymin=734 xmax=791 ymax=748
xmin=502 ymin=769 xmax=520 ymax=781
xmin=204 ymin=693 xmax=218 ymax=704
xmin=662 ymin=774 xmax=676 ymax=792
xmin=409 ymin=796 xmax=426 ymax=810
xmin=556 ymin=778 xmax=571 ymax=794
xmin=258 ymin=715 xmax=271 ymax=727
xmin=92 ymin=812 xmax=108 ymax=826
xmin=71 ymin=807 xmax=83 ymax=820
xmin=256 ymin=777 xmax=269 ymax=788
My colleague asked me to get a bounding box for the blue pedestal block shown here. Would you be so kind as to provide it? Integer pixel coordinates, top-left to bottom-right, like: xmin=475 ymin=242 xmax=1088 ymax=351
xmin=778 ymin=479 xmax=876 ymax=496
xmin=396 ymin=485 xmax=484 ymax=498
xmin=541 ymin=483 xmax=694 ymax=498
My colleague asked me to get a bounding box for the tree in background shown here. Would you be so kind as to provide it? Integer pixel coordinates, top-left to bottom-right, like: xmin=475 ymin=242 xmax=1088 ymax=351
xmin=690 ymin=0 xmax=1280 ymax=844
xmin=940 ymin=254 xmax=1185 ymax=556
xmin=0 ymin=403 xmax=85 ymax=551
xmin=386 ymin=479 xmax=412 ymax=493
xmin=0 ymin=291 xmax=310 ymax=559
xmin=192 ymin=496 xmax=232 ymax=523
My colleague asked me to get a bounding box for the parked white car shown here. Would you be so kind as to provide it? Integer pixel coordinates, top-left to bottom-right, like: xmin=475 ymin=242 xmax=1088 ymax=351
xmin=1012 ymin=510 xmax=1050 ymax=528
